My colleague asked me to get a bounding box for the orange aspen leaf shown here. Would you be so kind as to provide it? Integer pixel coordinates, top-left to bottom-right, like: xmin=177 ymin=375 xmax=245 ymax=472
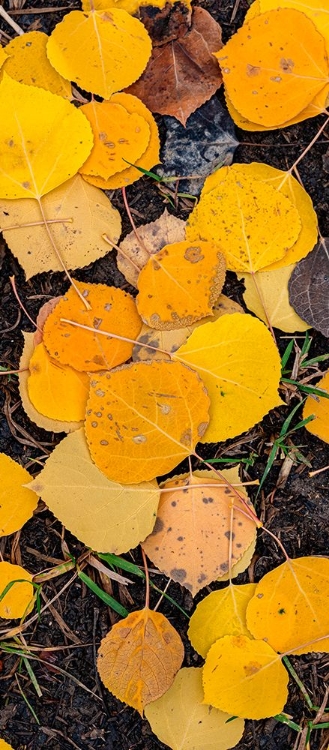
xmin=0 ymin=75 xmax=93 ymax=200
xmin=85 ymin=360 xmax=210 ymax=484
xmin=27 ymin=343 xmax=89 ymax=423
xmin=0 ymin=454 xmax=39 ymax=537
xmin=0 ymin=561 xmax=34 ymax=620
xmin=43 ymin=282 xmax=142 ymax=372
xmin=3 ymin=31 xmax=71 ymax=98
xmin=97 ymin=608 xmax=184 ymax=714
xmin=46 ymin=9 xmax=152 ymax=100
xmin=136 ymin=240 xmax=226 ymax=329
xmin=259 ymin=0 xmax=329 ymax=55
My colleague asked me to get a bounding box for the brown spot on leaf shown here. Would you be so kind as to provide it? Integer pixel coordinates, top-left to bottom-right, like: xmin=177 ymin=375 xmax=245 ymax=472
xmin=183 ymin=245 xmax=204 ymax=263
xmin=170 ymin=568 xmax=186 ymax=582
xmin=246 ymin=64 xmax=260 ymax=76
xmin=280 ymin=58 xmax=294 ymax=73
xmin=244 ymin=661 xmax=261 ymax=676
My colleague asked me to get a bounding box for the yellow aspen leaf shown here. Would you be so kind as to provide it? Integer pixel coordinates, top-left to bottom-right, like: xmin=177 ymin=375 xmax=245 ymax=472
xmin=145 ymin=667 xmax=245 ymax=750
xmin=239 ymin=266 xmax=310 ymax=332
xmin=0 ymin=741 xmax=15 ymax=750
xmin=0 ymin=561 xmax=34 ymax=620
xmin=82 ymin=0 xmax=192 ymax=12
xmin=118 ymin=208 xmax=186 ymax=287
xmin=82 ymin=93 xmax=160 ymax=190
xmin=47 ymin=10 xmax=152 ymax=100
xmin=188 ymin=584 xmax=257 ymax=658
xmin=216 ymin=10 xmax=329 ymax=128
xmin=225 ymin=82 xmax=329 ymax=130
xmin=137 ymin=241 xmax=226 ymax=330
xmin=85 ymin=360 xmax=210 ymax=484
xmin=97 ymin=608 xmax=184 ymax=714
xmin=0 ymin=454 xmax=39 ymax=537
xmin=247 ymin=557 xmax=329 ymax=654
xmin=43 ymin=281 xmax=142 ymax=372
xmin=19 ymin=333 xmax=82 ymax=434
xmin=303 ymin=371 xmax=329 ymax=444
xmin=27 ymin=343 xmax=89 ymax=422
xmin=0 ymin=75 xmax=93 ymax=200
xmin=259 ymin=0 xmax=329 ymax=55
xmin=0 ymin=47 xmax=8 ymax=69
xmin=132 ymin=295 xmax=244 ymax=362
xmin=186 ymin=166 xmax=301 ymax=273
xmin=203 ymin=635 xmax=289 ymax=719
xmin=0 ymin=175 xmax=121 ymax=280
xmin=175 ymin=313 xmax=283 ymax=442
xmin=29 ymin=430 xmax=160 ymax=554
xmin=3 ymin=31 xmax=71 ymax=98
xmin=142 ymin=472 xmax=257 ymax=595
xmin=244 ymin=0 xmax=261 ymax=20
xmin=79 ymin=100 xmax=150 ymax=180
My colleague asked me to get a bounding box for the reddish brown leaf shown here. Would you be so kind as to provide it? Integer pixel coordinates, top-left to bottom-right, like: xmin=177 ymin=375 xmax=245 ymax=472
xmin=127 ymin=7 xmax=223 ymax=125
xmin=139 ymin=1 xmax=191 ymax=45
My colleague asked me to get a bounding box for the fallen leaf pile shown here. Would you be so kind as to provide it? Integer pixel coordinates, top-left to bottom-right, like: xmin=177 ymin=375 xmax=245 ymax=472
xmin=0 ymin=1 xmax=329 ymax=748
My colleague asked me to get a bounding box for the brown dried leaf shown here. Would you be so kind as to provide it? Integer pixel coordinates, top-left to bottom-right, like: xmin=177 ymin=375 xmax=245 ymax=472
xmin=288 ymin=238 xmax=329 ymax=337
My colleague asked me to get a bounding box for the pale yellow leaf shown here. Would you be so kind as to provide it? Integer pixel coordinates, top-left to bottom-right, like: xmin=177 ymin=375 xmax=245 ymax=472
xmin=239 ymin=265 xmax=310 ymax=332
xmin=0 ymin=454 xmax=39 ymax=537
xmin=145 ymin=667 xmax=245 ymax=750
xmin=188 ymin=583 xmax=257 ymax=657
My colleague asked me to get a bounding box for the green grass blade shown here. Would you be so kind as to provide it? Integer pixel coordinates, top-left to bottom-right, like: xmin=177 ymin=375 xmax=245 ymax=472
xmin=23 ymin=656 xmax=43 ymax=697
xmin=279 ymin=399 xmax=304 ymax=438
xmin=301 ymin=353 xmax=329 ymax=368
xmin=77 ymin=570 xmax=129 ymax=617
xmin=281 ymin=339 xmax=295 ymax=370
xmin=98 ymin=553 xmax=145 ymax=578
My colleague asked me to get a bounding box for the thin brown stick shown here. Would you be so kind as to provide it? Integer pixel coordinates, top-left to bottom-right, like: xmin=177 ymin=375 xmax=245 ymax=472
xmin=0 ymin=6 xmax=24 ymax=34
xmin=141 ymin=547 xmax=150 ymax=609
xmin=10 ymin=276 xmax=42 ymax=332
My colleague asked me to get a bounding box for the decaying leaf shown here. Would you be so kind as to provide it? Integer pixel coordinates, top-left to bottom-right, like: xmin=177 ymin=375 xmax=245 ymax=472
xmin=0 ymin=175 xmax=121 ymax=279
xmin=239 ymin=265 xmax=310 ymax=332
xmin=34 ymin=299 xmax=63 ymax=346
xmin=19 ymin=333 xmax=82 ymax=434
xmin=216 ymin=9 xmax=329 ymax=128
xmin=145 ymin=667 xmax=245 ymax=750
xmin=246 ymin=556 xmax=329 ymax=654
xmin=203 ymin=634 xmax=289 ymax=719
xmin=303 ymin=372 xmax=329 ymax=444
xmin=175 ymin=313 xmax=283 ymax=442
xmin=97 ymin=608 xmax=184 ymax=714
xmin=43 ymin=281 xmax=142 ymax=372
xmin=0 ymin=561 xmax=34 ymax=620
xmin=186 ymin=166 xmax=302 ymax=273
xmin=188 ymin=583 xmax=257 ymax=657
xmin=139 ymin=0 xmax=192 ymax=45
xmin=118 ymin=209 xmax=186 ymax=287
xmin=79 ymin=100 xmax=150 ymax=179
xmin=29 ymin=430 xmax=159 ymax=554
xmin=0 ymin=75 xmax=93 ymax=200
xmin=47 ymin=9 xmax=152 ymax=99
xmin=127 ymin=7 xmax=223 ymax=126
xmin=137 ymin=240 xmax=226 ymax=329
xmin=142 ymin=469 xmax=257 ymax=595
xmin=82 ymin=93 xmax=160 ymax=190
xmin=27 ymin=343 xmax=89 ymax=422
xmin=288 ymin=239 xmax=329 ymax=337
xmin=0 ymin=454 xmax=39 ymax=537
xmin=85 ymin=360 xmax=210 ymax=484
xmin=132 ymin=295 xmax=244 ymax=362
xmin=3 ymin=31 xmax=71 ymax=98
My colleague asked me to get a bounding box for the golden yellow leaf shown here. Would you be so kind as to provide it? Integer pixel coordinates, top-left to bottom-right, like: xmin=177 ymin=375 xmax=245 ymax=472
xmin=137 ymin=241 xmax=226 ymax=329
xmin=79 ymin=100 xmax=150 ymax=180
xmin=239 ymin=265 xmax=310 ymax=332
xmin=29 ymin=430 xmax=159 ymax=554
xmin=244 ymin=0 xmax=261 ymax=20
xmin=142 ymin=472 xmax=257 ymax=595
xmin=186 ymin=166 xmax=301 ymax=273
xmin=3 ymin=31 xmax=71 ymax=98
xmin=0 ymin=561 xmax=34 ymax=620
xmin=43 ymin=281 xmax=142 ymax=372
xmin=82 ymin=0 xmax=191 ymax=12
xmin=203 ymin=635 xmax=289 ymax=719
xmin=216 ymin=9 xmax=329 ymax=128
xmin=0 ymin=740 xmax=15 ymax=750
xmin=303 ymin=371 xmax=329 ymax=444
xmin=145 ymin=667 xmax=245 ymax=750
xmin=175 ymin=313 xmax=283 ymax=442
xmin=0 ymin=47 xmax=8 ymax=69
xmin=81 ymin=92 xmax=160 ymax=190
xmin=132 ymin=295 xmax=244 ymax=362
xmin=85 ymin=360 xmax=210 ymax=484
xmin=188 ymin=584 xmax=257 ymax=657
xmin=97 ymin=608 xmax=184 ymax=714
xmin=247 ymin=556 xmax=329 ymax=654
xmin=19 ymin=333 xmax=82 ymax=434
xmin=118 ymin=208 xmax=186 ymax=287
xmin=0 ymin=75 xmax=93 ymax=200
xmin=47 ymin=10 xmax=152 ymax=99
xmin=259 ymin=0 xmax=329 ymax=54
xmin=0 ymin=454 xmax=38 ymax=537
xmin=28 ymin=342 xmax=89 ymax=422
xmin=0 ymin=175 xmax=121 ymax=280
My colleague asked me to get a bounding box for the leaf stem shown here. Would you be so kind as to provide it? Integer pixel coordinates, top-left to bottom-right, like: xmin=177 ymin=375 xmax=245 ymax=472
xmin=141 ymin=547 xmax=150 ymax=609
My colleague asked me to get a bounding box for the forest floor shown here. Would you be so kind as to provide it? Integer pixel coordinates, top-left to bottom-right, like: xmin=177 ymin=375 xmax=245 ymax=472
xmin=0 ymin=1 xmax=329 ymax=749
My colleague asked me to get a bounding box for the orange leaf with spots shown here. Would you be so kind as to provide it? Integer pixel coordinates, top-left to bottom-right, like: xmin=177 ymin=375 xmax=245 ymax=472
xmin=97 ymin=608 xmax=184 ymax=714
xmin=0 ymin=561 xmax=34 ymax=620
xmin=137 ymin=240 xmax=226 ymax=329
xmin=142 ymin=469 xmax=258 ymax=595
xmin=43 ymin=282 xmax=142 ymax=372
xmin=27 ymin=342 xmax=89 ymax=422
xmin=84 ymin=360 xmax=210 ymax=484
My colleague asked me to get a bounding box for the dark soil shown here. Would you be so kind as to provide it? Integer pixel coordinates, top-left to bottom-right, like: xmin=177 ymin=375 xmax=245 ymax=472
xmin=0 ymin=1 xmax=329 ymax=749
